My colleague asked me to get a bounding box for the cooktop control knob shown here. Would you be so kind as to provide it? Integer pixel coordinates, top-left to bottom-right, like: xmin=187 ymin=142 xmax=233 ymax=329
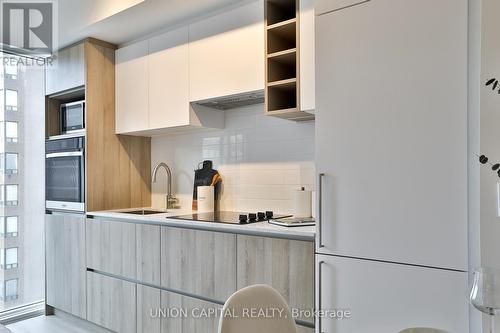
xmin=265 ymin=211 xmax=274 ymax=219
xmin=257 ymin=212 xmax=266 ymax=221
xmin=248 ymin=213 xmax=257 ymax=222
xmin=239 ymin=214 xmax=248 ymax=224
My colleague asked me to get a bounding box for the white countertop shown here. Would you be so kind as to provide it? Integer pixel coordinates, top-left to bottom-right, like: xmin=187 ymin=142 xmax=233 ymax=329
xmin=87 ymin=208 xmax=316 ymax=241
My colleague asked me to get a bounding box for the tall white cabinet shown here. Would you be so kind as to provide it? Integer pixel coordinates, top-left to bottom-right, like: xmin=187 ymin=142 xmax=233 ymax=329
xmin=315 ymin=0 xmax=469 ymax=331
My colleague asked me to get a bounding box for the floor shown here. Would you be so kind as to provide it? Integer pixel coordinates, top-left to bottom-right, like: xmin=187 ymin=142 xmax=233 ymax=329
xmin=6 ymin=314 xmax=111 ymax=333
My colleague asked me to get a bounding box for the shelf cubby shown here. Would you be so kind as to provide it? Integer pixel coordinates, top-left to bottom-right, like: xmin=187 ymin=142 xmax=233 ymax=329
xmin=267 ymin=20 xmax=297 ymax=54
xmin=267 ymin=49 xmax=297 ymax=82
xmin=266 ymin=0 xmax=297 ymax=26
xmin=267 ymin=80 xmax=297 ymax=112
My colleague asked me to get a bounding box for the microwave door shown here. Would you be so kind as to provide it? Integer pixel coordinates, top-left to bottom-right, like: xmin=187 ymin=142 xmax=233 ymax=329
xmin=61 ymin=103 xmax=84 ymax=132
xmin=45 ymin=151 xmax=85 ymax=211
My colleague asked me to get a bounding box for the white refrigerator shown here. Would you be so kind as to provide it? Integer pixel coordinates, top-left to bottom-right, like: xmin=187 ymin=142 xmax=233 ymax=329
xmin=315 ymin=0 xmax=470 ymax=332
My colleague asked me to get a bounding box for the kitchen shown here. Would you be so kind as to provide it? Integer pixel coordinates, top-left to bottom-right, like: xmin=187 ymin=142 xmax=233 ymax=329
xmin=0 ymin=0 xmax=498 ymax=332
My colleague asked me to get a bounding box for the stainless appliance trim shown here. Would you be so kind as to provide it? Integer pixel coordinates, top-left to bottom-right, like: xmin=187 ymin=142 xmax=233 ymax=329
xmin=60 ymin=100 xmax=85 ymax=133
xmin=318 ymin=173 xmax=325 ymax=248
xmin=46 ymin=151 xmax=83 ymax=158
xmin=60 ymin=100 xmax=85 ymax=108
xmin=47 ymin=131 xmax=86 ymax=141
xmin=46 ymin=201 xmax=85 ymax=212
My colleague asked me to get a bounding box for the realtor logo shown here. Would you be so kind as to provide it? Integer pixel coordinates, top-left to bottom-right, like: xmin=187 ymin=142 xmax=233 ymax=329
xmin=1 ymin=1 xmax=54 ymax=55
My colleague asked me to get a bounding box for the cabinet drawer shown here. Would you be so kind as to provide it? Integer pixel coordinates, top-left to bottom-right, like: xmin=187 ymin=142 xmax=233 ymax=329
xmin=86 ymin=219 xmax=161 ymax=284
xmin=236 ymin=235 xmax=314 ymax=325
xmin=87 ymin=272 xmax=137 ymax=333
xmin=138 ymin=285 xmax=161 ymax=333
xmin=86 ymin=219 xmax=137 ymax=279
xmin=161 ymin=227 xmax=236 ymax=301
xmin=161 ymin=290 xmax=221 ymax=333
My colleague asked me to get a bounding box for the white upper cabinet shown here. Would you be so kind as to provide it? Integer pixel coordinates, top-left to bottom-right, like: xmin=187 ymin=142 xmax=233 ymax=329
xmin=115 ymin=29 xmax=223 ymax=136
xmin=189 ymin=0 xmax=265 ymax=102
xmin=115 ymin=40 xmax=149 ymax=134
xmin=149 ymin=27 xmax=190 ymax=130
xmin=316 ymin=0 xmax=468 ymax=270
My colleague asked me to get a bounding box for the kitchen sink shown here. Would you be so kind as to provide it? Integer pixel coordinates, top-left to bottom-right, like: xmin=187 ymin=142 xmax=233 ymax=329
xmin=120 ymin=209 xmax=166 ymax=215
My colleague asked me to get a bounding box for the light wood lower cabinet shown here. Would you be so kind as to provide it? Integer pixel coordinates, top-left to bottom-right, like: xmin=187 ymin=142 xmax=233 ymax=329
xmin=137 ymin=285 xmax=221 ymax=333
xmin=86 ymin=219 xmax=137 ymax=279
xmin=86 ymin=219 xmax=161 ymax=284
xmin=236 ymin=235 xmax=315 ymax=326
xmin=87 ymin=272 xmax=137 ymax=333
xmin=137 ymin=285 xmax=161 ymax=333
xmin=160 ymin=227 xmax=236 ymax=302
xmin=161 ymin=290 xmax=221 ymax=333
xmin=136 ymin=224 xmax=161 ymax=285
xmin=45 ymin=213 xmax=87 ymax=319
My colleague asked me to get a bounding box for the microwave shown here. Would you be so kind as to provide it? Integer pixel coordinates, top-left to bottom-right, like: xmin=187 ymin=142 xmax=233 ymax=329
xmin=60 ymin=100 xmax=85 ymax=133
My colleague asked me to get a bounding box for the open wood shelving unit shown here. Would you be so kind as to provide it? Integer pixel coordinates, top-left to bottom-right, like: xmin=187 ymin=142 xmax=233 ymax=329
xmin=265 ymin=0 xmax=314 ymax=121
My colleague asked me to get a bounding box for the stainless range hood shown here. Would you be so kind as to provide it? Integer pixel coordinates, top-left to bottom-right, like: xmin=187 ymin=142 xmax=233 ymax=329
xmin=191 ymin=90 xmax=265 ymax=110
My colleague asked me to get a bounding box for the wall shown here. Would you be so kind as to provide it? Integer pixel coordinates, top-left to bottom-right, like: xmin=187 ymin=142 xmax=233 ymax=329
xmin=151 ymin=104 xmax=315 ymax=214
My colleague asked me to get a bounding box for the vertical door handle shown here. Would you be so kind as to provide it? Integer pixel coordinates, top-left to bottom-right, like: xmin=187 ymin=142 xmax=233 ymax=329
xmin=318 ymin=173 xmax=325 ymax=248
xmin=318 ymin=260 xmax=325 ymax=333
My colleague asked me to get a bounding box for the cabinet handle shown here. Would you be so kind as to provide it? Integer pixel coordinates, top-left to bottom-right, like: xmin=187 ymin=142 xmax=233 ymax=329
xmin=318 ymin=260 xmax=325 ymax=333
xmin=318 ymin=173 xmax=325 ymax=248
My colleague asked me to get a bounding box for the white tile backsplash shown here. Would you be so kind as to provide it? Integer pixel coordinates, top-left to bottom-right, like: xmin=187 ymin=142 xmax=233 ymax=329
xmin=151 ymin=104 xmax=315 ymax=214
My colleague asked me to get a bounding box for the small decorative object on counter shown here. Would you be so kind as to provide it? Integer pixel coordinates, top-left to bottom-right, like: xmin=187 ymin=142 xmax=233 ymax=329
xmin=192 ymin=160 xmax=222 ymax=210
xmin=197 ymin=186 xmax=215 ymax=213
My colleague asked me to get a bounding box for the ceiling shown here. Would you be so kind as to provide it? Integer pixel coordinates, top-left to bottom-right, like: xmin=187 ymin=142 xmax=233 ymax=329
xmin=58 ymin=0 xmax=249 ymax=48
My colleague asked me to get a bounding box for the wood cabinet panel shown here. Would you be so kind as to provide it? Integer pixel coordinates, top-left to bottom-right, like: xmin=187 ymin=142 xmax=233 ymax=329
xmin=86 ymin=40 xmax=151 ymax=212
xmin=46 ymin=43 xmax=85 ymax=95
xmin=161 ymin=290 xmax=221 ymax=333
xmin=87 ymin=272 xmax=137 ymax=333
xmin=161 ymin=227 xmax=236 ymax=301
xmin=136 ymin=224 xmax=161 ymax=285
xmin=45 ymin=213 xmax=87 ymax=318
xmin=137 ymin=285 xmax=161 ymax=333
xmin=236 ymin=235 xmax=314 ymax=325
xmin=86 ymin=218 xmax=137 ymax=279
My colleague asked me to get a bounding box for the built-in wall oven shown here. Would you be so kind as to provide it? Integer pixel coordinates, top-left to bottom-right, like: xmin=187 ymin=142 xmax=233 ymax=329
xmin=45 ymin=136 xmax=85 ymax=212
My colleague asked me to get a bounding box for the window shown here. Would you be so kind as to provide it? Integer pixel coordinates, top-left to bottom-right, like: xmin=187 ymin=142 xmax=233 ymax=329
xmin=0 ymin=217 xmax=18 ymax=238
xmin=0 ymin=185 xmax=19 ymax=206
xmin=5 ymin=122 xmax=18 ymax=143
xmin=0 ymin=153 xmax=18 ymax=174
xmin=4 ymin=279 xmax=18 ymax=301
xmin=5 ymin=90 xmax=17 ymax=111
xmin=0 ymin=52 xmax=45 ymax=313
xmin=1 ymin=185 xmax=18 ymax=206
xmin=0 ymin=248 xmax=18 ymax=269
xmin=4 ymin=64 xmax=17 ymax=80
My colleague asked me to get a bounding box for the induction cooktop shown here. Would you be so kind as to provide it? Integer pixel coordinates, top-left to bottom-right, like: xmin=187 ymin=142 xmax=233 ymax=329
xmin=169 ymin=211 xmax=291 ymax=225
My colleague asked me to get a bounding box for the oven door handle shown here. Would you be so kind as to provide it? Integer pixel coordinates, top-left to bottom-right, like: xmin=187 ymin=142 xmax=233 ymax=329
xmin=46 ymin=151 xmax=83 ymax=158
